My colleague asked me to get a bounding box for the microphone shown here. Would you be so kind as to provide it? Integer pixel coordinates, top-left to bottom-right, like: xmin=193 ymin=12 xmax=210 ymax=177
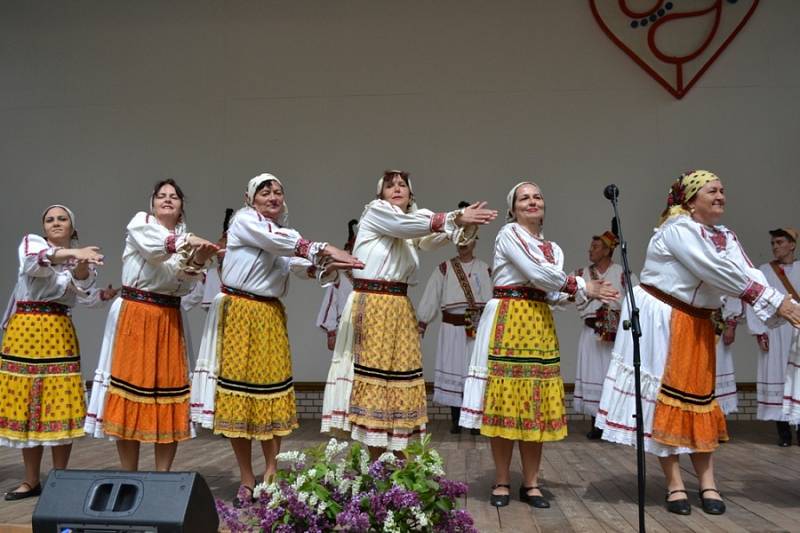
xmin=603 ymin=184 xmax=619 ymax=201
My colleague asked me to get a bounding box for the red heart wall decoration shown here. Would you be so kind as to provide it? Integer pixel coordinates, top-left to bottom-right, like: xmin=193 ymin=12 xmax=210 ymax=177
xmin=589 ymin=0 xmax=760 ymax=99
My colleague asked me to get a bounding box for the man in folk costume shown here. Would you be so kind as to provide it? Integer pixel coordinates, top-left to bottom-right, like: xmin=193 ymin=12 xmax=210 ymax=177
xmin=417 ymin=202 xmax=493 ymax=434
xmin=747 ymin=228 xmax=800 ymax=446
xmin=570 ymin=229 xmax=637 ymax=439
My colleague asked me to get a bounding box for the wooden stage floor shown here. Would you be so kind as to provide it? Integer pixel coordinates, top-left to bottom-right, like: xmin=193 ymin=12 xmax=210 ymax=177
xmin=1 ymin=420 xmax=799 ymax=532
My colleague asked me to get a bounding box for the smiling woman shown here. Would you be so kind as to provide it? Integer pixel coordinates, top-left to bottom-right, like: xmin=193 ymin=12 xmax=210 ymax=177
xmin=84 ymin=179 xmax=220 ymax=473
xmin=596 ymin=170 xmax=800 ymax=516
xmin=189 ymin=172 xmax=362 ymax=506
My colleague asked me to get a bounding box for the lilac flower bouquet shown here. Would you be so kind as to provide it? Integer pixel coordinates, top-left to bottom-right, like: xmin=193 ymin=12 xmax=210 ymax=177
xmin=216 ymin=435 xmax=476 ymax=532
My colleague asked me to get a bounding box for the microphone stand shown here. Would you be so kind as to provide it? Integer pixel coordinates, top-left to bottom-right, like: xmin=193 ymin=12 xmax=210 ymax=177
xmin=605 ymin=186 xmax=646 ymax=533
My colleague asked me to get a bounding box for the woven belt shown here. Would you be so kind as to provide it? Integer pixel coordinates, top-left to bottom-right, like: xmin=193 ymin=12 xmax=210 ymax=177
xmin=15 ymin=300 xmax=69 ymax=316
xmin=493 ymin=285 xmax=548 ymax=301
xmin=442 ymin=310 xmax=467 ymax=326
xmin=222 ymin=285 xmax=279 ymax=303
xmin=353 ymin=279 xmax=408 ymax=296
xmin=121 ymin=286 xmax=181 ymax=308
xmin=640 ymin=283 xmax=713 ymax=319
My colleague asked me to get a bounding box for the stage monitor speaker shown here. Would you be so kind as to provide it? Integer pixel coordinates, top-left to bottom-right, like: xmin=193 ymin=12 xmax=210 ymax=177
xmin=31 ymin=470 xmax=219 ymax=533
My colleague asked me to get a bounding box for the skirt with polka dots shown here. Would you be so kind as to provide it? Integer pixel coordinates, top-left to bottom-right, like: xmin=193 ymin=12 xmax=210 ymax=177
xmin=0 ymin=309 xmax=85 ymax=447
xmin=480 ymin=298 xmax=567 ymax=442
xmin=213 ymin=294 xmax=298 ymax=440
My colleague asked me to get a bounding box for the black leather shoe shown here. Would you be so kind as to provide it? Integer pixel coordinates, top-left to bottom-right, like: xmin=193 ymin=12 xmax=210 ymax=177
xmin=232 ymin=485 xmax=255 ymax=508
xmin=449 ymin=423 xmax=462 ymax=434
xmin=4 ymin=482 xmax=41 ymax=501
xmin=490 ymin=484 xmax=510 ymax=507
xmin=699 ymin=488 xmax=726 ymax=515
xmin=586 ymin=427 xmax=603 ymax=440
xmin=470 ymin=428 xmax=480 ymax=436
xmin=665 ymin=489 xmax=691 ymax=515
xmin=519 ymin=485 xmax=550 ymax=508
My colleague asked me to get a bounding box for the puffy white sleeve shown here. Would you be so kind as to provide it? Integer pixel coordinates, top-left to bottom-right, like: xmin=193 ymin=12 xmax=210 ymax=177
xmin=19 ymin=234 xmax=60 ymax=278
xmin=498 ymin=227 xmax=586 ymax=296
xmin=662 ymin=222 xmax=784 ymax=322
xmin=416 ymin=266 xmax=444 ymax=333
xmin=126 ymin=212 xmax=190 ymax=264
xmin=228 ymin=209 xmax=327 ymax=266
xmin=316 ymin=284 xmax=339 ymax=333
xmin=361 ymin=200 xmax=471 ymax=245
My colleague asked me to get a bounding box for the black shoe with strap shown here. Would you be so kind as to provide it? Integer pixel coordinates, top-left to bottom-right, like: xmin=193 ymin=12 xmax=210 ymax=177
xmin=232 ymin=485 xmax=255 ymax=508
xmin=519 ymin=485 xmax=550 ymax=508
xmin=665 ymin=489 xmax=691 ymax=515
xmin=490 ymin=484 xmax=510 ymax=507
xmin=4 ymin=481 xmax=42 ymax=501
xmin=698 ymin=488 xmax=726 ymax=515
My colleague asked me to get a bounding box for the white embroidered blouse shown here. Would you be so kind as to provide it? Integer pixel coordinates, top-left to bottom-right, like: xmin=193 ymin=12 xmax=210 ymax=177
xmin=220 ymin=207 xmax=327 ymax=298
xmin=351 ymin=199 xmax=474 ymax=284
xmin=11 ymin=233 xmax=97 ymax=306
xmin=120 ymin=211 xmax=201 ymax=296
xmin=639 ymin=215 xmax=782 ymax=321
xmin=491 ymin=222 xmax=587 ymax=303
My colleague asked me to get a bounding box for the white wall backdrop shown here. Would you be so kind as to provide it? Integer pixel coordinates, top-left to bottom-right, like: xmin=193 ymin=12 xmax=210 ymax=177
xmin=1 ymin=1 xmax=798 ymax=382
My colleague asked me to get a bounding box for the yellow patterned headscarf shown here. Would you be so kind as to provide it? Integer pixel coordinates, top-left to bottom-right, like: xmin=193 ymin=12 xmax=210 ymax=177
xmin=658 ymin=170 xmax=720 ymax=226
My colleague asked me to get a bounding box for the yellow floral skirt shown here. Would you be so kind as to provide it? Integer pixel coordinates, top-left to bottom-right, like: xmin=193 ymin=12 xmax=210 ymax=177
xmin=348 ymin=291 xmax=427 ymax=448
xmin=481 ymin=298 xmax=567 ymax=442
xmin=0 ymin=304 xmax=85 ymax=446
xmin=213 ymin=294 xmax=298 ymax=440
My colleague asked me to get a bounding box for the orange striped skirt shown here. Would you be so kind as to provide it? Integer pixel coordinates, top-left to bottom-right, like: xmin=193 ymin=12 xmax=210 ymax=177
xmin=103 ymin=296 xmax=191 ymax=443
xmin=652 ymin=305 xmax=728 ymax=451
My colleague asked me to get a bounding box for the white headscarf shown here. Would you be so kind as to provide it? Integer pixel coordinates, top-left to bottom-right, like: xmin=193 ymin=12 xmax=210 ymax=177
xmin=246 ymin=173 xmax=289 ymax=226
xmin=505 ymin=181 xmax=541 ymax=222
xmin=42 ymin=204 xmax=79 ymax=246
xmin=374 ymin=171 xmax=417 ymax=213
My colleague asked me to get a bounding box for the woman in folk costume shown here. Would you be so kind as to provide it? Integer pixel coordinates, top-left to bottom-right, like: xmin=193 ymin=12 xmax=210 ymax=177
xmin=84 ymin=179 xmax=219 ymax=472
xmin=190 ymin=174 xmax=361 ymax=505
xmin=1 ymin=205 xmax=104 ymax=500
xmin=460 ymin=182 xmax=618 ymax=509
xmin=569 ymin=228 xmax=637 ymax=439
xmin=713 ymin=296 xmax=744 ymax=415
xmin=316 ymin=219 xmax=358 ymax=351
xmin=321 ymin=170 xmax=497 ymax=456
xmin=596 ymin=171 xmax=800 ymax=515
xmin=417 ymin=202 xmax=493 ymax=434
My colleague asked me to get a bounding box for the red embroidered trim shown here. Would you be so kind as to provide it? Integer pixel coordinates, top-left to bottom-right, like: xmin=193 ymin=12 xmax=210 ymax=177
xmin=538 ymin=241 xmax=555 ymax=264
xmin=707 ymin=228 xmax=727 ymax=253
xmin=561 ymin=274 xmax=578 ymax=296
xmin=37 ymin=249 xmax=52 ymax=267
xmin=306 ymin=265 xmax=317 ymax=277
xmin=739 ymin=280 xmax=765 ymax=306
xmin=510 ymin=226 xmax=540 ymax=264
xmin=165 ymin=233 xmax=177 ymax=254
xmin=438 ymin=261 xmax=447 ymax=276
xmin=430 ymin=212 xmax=446 ymax=233
xmin=327 ymin=330 xmax=337 ymax=339
xmin=294 ymin=238 xmax=311 ymax=258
